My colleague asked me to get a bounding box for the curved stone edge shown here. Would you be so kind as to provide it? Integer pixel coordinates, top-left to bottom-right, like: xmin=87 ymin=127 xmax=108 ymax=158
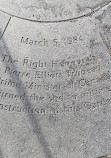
xmin=0 ymin=1 xmax=111 ymax=23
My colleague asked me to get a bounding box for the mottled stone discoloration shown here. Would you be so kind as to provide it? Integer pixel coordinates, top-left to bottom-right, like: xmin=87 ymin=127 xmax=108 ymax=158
xmin=0 ymin=0 xmax=110 ymax=21
xmin=98 ymin=155 xmax=111 ymax=158
xmin=0 ymin=1 xmax=111 ymax=158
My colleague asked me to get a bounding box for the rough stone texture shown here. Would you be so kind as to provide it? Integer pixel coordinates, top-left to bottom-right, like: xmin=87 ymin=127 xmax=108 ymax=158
xmin=0 ymin=12 xmax=10 ymax=38
xmin=0 ymin=0 xmax=110 ymax=21
xmin=0 ymin=1 xmax=111 ymax=158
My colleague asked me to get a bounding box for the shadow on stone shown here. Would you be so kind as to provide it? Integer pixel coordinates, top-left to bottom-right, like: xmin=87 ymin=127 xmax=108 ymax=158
xmin=0 ymin=32 xmax=53 ymax=158
xmin=0 ymin=148 xmax=4 ymax=158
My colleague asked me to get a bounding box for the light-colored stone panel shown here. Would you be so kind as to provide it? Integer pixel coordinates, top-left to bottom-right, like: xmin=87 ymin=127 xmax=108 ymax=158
xmin=0 ymin=3 xmax=111 ymax=158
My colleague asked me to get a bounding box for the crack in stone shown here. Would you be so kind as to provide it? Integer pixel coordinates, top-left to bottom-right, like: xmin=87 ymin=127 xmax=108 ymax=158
xmin=0 ymin=1 xmax=111 ymax=23
xmin=100 ymin=32 xmax=111 ymax=56
xmin=0 ymin=17 xmax=11 ymax=40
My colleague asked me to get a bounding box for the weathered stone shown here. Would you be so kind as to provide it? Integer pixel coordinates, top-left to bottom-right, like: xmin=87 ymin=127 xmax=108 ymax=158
xmin=0 ymin=1 xmax=111 ymax=158
xmin=0 ymin=0 xmax=110 ymax=21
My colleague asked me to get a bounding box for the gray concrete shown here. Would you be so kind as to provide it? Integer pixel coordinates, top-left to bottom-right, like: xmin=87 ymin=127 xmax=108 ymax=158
xmin=0 ymin=1 xmax=111 ymax=158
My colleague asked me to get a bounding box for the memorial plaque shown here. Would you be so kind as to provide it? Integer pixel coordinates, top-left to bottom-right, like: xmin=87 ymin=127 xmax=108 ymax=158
xmin=0 ymin=1 xmax=111 ymax=158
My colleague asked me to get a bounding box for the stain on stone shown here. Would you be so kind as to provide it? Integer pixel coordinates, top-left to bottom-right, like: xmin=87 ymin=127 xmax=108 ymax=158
xmin=76 ymin=4 xmax=86 ymax=14
xmin=96 ymin=10 xmax=106 ymax=22
xmin=98 ymin=155 xmax=111 ymax=158
xmin=100 ymin=32 xmax=111 ymax=55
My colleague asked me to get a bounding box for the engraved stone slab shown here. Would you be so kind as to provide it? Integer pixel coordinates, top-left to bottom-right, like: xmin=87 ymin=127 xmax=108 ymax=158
xmin=0 ymin=1 xmax=111 ymax=158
